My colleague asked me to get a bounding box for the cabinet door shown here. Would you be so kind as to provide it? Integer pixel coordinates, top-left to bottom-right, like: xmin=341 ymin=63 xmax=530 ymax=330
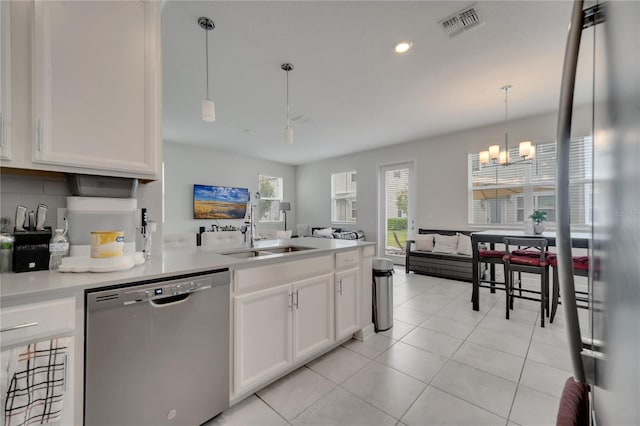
xmin=234 ymin=284 xmax=292 ymax=395
xmin=32 ymin=0 xmax=160 ymax=178
xmin=335 ymin=268 xmax=361 ymax=340
xmin=292 ymin=273 xmax=334 ymax=362
xmin=0 ymin=0 xmax=10 ymax=160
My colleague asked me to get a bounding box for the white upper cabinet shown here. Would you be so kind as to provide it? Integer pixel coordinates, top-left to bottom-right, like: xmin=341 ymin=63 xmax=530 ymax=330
xmin=0 ymin=1 xmax=11 ymax=160
xmin=31 ymin=0 xmax=160 ymax=178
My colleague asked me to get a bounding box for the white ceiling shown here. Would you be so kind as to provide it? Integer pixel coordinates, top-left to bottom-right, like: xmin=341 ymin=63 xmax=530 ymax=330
xmin=162 ymin=1 xmax=583 ymax=166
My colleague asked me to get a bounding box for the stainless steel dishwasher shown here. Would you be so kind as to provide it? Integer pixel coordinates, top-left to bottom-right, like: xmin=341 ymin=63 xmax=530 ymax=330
xmin=84 ymin=270 xmax=230 ymax=426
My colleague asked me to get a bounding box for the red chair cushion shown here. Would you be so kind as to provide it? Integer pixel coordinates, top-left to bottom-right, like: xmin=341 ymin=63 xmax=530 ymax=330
xmin=556 ymin=377 xmax=590 ymax=426
xmin=503 ymin=254 xmax=549 ymax=267
xmin=549 ymin=256 xmax=589 ymax=271
xmin=479 ymin=249 xmax=505 ymax=258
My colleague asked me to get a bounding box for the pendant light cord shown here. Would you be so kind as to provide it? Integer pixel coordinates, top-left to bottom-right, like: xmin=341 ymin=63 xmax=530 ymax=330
xmin=286 ymin=69 xmax=290 ymax=127
xmin=205 ymin=26 xmax=210 ymax=99
xmin=503 ymin=85 xmax=510 ymax=153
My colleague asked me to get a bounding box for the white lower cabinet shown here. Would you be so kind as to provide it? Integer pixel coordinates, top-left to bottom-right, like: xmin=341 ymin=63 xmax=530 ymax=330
xmin=233 ymin=273 xmax=335 ymax=396
xmin=335 ymin=268 xmax=361 ymax=340
xmin=234 ymin=283 xmax=292 ymax=395
xmin=292 ymin=274 xmax=334 ymax=362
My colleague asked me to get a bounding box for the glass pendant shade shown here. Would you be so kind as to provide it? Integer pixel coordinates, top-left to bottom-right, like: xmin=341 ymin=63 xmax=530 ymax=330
xmin=499 ymin=150 xmax=509 ymax=165
xmin=519 ymin=141 xmax=532 ymax=158
xmin=489 ymin=144 xmax=501 ymax=160
xmin=527 ymin=145 xmax=536 ymax=160
xmin=202 ymin=99 xmax=215 ymax=122
xmin=479 ymin=151 xmax=490 ymax=164
xmin=285 ymin=126 xmax=294 ymax=145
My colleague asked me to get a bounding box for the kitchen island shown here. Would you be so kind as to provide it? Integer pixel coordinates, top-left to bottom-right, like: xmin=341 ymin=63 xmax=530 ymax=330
xmin=0 ymin=238 xmax=375 ymax=425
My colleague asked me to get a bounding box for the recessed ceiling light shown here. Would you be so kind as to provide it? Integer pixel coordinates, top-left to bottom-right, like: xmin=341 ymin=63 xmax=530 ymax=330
xmin=395 ymin=41 xmax=412 ymax=54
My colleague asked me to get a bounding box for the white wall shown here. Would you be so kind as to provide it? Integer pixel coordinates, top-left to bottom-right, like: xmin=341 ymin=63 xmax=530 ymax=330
xmin=296 ymin=105 xmax=593 ymax=245
xmin=163 ymin=142 xmax=296 ymax=234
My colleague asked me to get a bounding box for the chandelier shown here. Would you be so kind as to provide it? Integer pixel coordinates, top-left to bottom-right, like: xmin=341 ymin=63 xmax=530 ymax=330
xmin=479 ymin=85 xmax=535 ymax=166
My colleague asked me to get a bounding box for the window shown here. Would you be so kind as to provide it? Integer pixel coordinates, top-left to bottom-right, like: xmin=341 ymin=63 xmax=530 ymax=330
xmin=258 ymin=174 xmax=283 ymax=222
xmin=331 ymin=171 xmax=357 ymax=223
xmin=468 ymin=137 xmax=592 ymax=226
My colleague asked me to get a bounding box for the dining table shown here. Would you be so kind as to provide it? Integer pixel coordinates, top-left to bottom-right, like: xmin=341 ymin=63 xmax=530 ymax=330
xmin=471 ymin=229 xmax=591 ymax=311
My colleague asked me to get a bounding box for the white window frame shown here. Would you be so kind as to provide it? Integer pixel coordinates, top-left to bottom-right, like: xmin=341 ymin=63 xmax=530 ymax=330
xmin=258 ymin=174 xmax=283 ymax=223
xmin=331 ymin=170 xmax=357 ymax=224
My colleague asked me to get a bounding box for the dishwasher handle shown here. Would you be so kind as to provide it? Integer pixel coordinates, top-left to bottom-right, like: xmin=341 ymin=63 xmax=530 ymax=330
xmin=150 ymin=293 xmax=190 ymax=306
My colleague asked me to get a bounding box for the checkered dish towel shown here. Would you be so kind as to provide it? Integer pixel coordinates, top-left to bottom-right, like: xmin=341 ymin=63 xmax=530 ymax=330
xmin=3 ymin=338 xmax=69 ymax=426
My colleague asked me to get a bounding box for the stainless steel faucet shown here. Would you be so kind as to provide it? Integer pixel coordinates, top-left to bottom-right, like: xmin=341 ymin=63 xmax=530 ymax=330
xmin=247 ymin=192 xmax=260 ymax=248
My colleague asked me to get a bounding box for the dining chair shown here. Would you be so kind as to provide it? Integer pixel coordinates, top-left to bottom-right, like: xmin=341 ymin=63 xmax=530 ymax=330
xmin=549 ymin=256 xmax=590 ymax=323
xmin=502 ymin=237 xmax=552 ymax=327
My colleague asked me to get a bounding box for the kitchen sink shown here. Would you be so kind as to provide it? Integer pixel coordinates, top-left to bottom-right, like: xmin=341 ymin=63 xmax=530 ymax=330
xmin=222 ymin=245 xmax=314 ymax=259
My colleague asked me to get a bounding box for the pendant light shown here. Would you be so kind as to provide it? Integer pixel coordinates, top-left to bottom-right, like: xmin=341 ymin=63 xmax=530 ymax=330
xmin=479 ymin=85 xmax=535 ymax=166
xmin=281 ymin=63 xmax=294 ymax=144
xmin=198 ymin=17 xmax=215 ymax=122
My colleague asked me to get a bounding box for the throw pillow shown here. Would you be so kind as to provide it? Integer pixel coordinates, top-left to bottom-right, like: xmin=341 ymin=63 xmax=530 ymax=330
xmin=414 ymin=234 xmax=435 ymax=251
xmin=432 ymin=234 xmax=459 ymax=254
xmin=456 ymin=233 xmax=472 ymax=256
xmin=313 ymin=227 xmax=334 ymax=237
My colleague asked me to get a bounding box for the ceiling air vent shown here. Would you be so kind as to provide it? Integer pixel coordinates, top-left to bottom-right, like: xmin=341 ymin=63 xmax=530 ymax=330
xmin=439 ymin=5 xmax=483 ymax=38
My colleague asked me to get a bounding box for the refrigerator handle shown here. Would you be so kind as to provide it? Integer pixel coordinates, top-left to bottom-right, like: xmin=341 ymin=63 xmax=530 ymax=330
xmin=555 ymin=0 xmax=586 ymax=384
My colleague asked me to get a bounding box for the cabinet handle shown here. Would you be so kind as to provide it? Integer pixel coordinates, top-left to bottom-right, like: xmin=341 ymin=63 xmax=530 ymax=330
xmin=294 ymin=290 xmax=299 ymax=310
xmin=0 ymin=321 xmax=39 ymax=333
xmin=338 ymin=278 xmax=343 ymax=295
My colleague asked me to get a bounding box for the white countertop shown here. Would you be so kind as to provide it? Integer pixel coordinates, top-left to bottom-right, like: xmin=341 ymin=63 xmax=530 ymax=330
xmin=0 ymin=238 xmax=375 ymax=306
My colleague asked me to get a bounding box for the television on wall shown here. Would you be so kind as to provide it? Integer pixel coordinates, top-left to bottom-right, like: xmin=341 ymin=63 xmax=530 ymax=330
xmin=193 ymin=184 xmax=249 ymax=219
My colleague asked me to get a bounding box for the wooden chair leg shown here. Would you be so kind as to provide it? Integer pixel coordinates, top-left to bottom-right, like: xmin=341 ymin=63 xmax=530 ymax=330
xmin=540 ymin=269 xmax=546 ymax=328
xmin=505 ymin=267 xmax=510 ymax=320
xmin=551 ymin=266 xmax=560 ymax=323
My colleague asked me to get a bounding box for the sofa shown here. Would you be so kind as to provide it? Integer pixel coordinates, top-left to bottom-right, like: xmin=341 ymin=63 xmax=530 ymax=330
xmin=298 ymin=225 xmax=365 ymax=240
xmin=405 ymin=229 xmax=478 ymax=282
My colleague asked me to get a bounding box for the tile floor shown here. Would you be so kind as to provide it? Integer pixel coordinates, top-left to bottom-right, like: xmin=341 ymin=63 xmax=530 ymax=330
xmin=208 ymin=267 xmax=587 ymax=426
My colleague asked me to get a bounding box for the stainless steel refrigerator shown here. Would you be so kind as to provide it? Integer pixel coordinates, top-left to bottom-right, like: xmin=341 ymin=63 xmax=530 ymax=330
xmin=556 ymin=1 xmax=639 ymax=424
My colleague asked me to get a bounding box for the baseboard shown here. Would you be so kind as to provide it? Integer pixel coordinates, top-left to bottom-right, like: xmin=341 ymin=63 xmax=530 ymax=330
xmin=353 ymin=322 xmax=375 ymax=341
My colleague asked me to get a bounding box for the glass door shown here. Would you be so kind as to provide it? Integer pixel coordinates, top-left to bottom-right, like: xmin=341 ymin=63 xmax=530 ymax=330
xmin=378 ymin=162 xmax=415 ymax=264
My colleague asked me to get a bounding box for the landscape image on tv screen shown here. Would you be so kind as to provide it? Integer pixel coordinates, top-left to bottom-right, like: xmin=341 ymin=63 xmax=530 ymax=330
xmin=193 ymin=184 xmax=249 ymax=219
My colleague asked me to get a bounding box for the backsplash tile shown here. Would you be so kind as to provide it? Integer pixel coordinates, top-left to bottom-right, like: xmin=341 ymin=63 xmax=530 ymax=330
xmin=0 ymin=175 xmax=71 ymax=231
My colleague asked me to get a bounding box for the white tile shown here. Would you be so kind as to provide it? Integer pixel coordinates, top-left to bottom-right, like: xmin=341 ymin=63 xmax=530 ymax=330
xmin=376 ymin=342 xmax=448 ymax=383
xmin=424 ymin=282 xmax=468 ymax=297
xmin=307 ymin=347 xmax=370 ymax=384
xmin=531 ymin=322 xmax=569 ymax=348
xmin=401 ymin=327 xmax=463 ymax=358
xmin=520 ymin=359 xmax=571 ymax=399
xmin=343 ymin=334 xmax=396 ymax=359
xmin=452 ymin=341 xmax=525 ymax=382
xmin=393 ymin=306 xmax=431 ymax=325
xmin=398 ymin=298 xmax=446 ymax=315
xmin=467 ymin=326 xmax=531 ymax=358
xmin=527 ymin=340 xmax=573 ymax=373
xmin=478 ymin=315 xmax=535 ymax=340
xmin=393 ymin=295 xmax=411 ymax=307
xmin=412 ymin=293 xmax=457 ymax=306
xmin=419 ymin=316 xmax=476 ymax=340
xmin=379 ymin=320 xmax=416 ymax=340
xmin=342 ymin=362 xmax=426 ymax=419
xmin=291 ymin=387 xmax=396 ymax=426
xmin=256 ymin=367 xmax=335 ymax=420
xmin=393 ymin=284 xmax=428 ymax=298
xmin=435 ymin=306 xmax=486 ymax=326
xmin=509 ymin=385 xmax=560 ymax=426
xmin=206 ymin=395 xmax=288 ymax=426
xmin=402 ymin=386 xmax=507 ymax=426
xmin=431 ymin=360 xmax=517 ymax=418
xmin=486 ymin=301 xmax=540 ymax=325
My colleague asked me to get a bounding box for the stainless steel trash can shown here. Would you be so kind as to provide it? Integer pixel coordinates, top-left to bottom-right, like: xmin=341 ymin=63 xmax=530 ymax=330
xmin=373 ymin=257 xmax=394 ymax=332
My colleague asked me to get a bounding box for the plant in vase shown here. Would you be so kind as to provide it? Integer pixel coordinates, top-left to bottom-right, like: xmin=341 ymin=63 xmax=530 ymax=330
xmin=529 ymin=210 xmax=547 ymax=234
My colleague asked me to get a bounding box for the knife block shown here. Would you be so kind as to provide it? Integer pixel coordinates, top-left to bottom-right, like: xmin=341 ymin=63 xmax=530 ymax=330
xmin=13 ymin=228 xmax=52 ymax=273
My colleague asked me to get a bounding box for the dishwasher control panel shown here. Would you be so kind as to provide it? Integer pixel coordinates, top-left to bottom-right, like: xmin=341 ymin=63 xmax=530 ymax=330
xmin=124 ymin=277 xmax=212 ymax=305
xmin=86 ymin=270 xmax=230 ymax=310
